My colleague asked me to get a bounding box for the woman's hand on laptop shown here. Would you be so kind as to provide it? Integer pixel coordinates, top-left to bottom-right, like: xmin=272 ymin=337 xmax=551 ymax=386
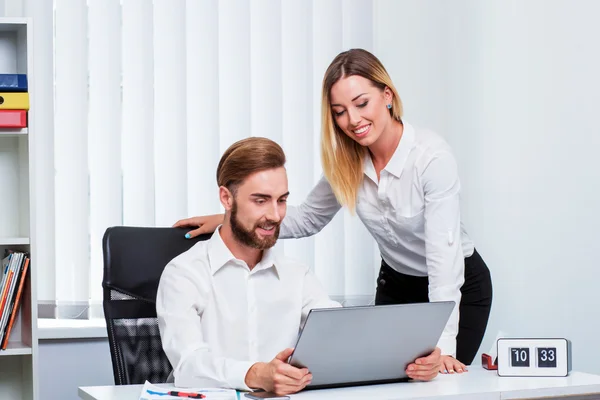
xmin=405 ymin=347 xmax=442 ymax=381
xmin=245 ymin=348 xmax=313 ymax=395
xmin=439 ymin=355 xmax=467 ymax=374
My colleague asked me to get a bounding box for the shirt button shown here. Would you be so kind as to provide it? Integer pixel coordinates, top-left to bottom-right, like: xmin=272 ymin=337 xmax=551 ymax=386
xmin=378 ymin=278 xmax=386 ymax=287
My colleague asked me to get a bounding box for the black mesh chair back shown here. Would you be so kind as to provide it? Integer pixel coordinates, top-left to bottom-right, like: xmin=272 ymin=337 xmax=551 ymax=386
xmin=102 ymin=226 xmax=210 ymax=385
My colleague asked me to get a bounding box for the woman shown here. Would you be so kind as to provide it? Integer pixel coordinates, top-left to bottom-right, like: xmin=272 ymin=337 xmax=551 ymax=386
xmin=175 ymin=49 xmax=492 ymax=375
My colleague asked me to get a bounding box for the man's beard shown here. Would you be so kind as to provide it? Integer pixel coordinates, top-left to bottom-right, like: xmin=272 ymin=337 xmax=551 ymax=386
xmin=230 ymin=201 xmax=280 ymax=250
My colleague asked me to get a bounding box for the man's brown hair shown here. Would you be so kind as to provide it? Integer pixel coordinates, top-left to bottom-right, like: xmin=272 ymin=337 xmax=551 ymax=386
xmin=216 ymin=137 xmax=286 ymax=194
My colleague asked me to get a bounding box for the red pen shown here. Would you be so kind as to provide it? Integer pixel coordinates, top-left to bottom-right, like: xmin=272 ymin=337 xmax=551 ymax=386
xmin=167 ymin=390 xmax=206 ymax=399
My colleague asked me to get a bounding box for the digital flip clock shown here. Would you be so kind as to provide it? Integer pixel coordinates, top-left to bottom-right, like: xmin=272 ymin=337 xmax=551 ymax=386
xmin=496 ymin=338 xmax=571 ymax=377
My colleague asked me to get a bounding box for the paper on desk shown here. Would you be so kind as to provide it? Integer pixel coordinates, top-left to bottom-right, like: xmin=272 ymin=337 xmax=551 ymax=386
xmin=139 ymin=381 xmax=238 ymax=400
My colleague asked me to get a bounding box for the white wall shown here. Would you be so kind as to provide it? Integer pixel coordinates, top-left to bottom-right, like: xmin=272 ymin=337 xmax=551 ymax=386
xmin=375 ymin=0 xmax=600 ymax=373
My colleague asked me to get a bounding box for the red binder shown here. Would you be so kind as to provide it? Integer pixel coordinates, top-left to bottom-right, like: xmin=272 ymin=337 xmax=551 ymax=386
xmin=0 ymin=110 xmax=27 ymax=128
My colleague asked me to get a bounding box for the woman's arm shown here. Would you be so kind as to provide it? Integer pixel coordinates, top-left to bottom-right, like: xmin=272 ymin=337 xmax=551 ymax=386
xmin=174 ymin=177 xmax=341 ymax=239
xmin=280 ymin=176 xmax=342 ymax=239
xmin=421 ymin=150 xmax=465 ymax=359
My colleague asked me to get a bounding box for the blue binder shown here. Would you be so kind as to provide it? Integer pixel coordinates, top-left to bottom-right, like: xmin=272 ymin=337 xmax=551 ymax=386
xmin=0 ymin=74 xmax=28 ymax=92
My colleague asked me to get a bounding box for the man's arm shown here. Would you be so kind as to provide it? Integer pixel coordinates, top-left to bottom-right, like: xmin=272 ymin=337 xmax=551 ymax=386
xmin=156 ymin=262 xmax=254 ymax=390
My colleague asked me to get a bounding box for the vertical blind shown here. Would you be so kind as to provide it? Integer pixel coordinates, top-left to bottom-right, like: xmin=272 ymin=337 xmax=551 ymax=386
xmin=4 ymin=0 xmax=379 ymax=318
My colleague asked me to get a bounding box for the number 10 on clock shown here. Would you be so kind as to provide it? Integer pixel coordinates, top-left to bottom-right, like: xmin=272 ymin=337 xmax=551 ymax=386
xmin=510 ymin=348 xmax=530 ymax=367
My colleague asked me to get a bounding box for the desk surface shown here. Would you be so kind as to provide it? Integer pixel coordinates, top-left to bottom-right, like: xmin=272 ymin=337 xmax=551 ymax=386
xmin=78 ymin=367 xmax=600 ymax=400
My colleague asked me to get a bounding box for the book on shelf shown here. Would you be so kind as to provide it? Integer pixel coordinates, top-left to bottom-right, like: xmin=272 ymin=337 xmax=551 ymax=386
xmin=0 ymin=250 xmax=30 ymax=349
xmin=0 ymin=92 xmax=30 ymax=110
xmin=0 ymin=110 xmax=27 ymax=128
xmin=0 ymin=74 xmax=28 ymax=92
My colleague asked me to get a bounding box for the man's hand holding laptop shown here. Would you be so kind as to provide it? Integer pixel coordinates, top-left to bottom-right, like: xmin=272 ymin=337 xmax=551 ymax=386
xmin=245 ymin=348 xmax=312 ymax=395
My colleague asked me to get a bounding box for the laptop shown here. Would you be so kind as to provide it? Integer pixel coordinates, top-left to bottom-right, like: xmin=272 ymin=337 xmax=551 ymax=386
xmin=288 ymin=301 xmax=455 ymax=389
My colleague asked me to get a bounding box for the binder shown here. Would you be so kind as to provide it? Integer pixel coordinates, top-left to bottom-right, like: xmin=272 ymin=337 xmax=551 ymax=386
xmin=0 ymin=93 xmax=29 ymax=110
xmin=0 ymin=110 xmax=27 ymax=128
xmin=0 ymin=74 xmax=28 ymax=91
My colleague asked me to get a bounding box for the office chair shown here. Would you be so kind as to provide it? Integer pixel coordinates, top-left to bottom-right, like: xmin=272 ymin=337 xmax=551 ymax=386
xmin=102 ymin=226 xmax=210 ymax=385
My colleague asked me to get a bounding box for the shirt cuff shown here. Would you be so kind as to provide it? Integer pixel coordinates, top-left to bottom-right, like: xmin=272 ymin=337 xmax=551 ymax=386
xmin=227 ymin=360 xmax=255 ymax=391
xmin=437 ymin=334 xmax=457 ymax=358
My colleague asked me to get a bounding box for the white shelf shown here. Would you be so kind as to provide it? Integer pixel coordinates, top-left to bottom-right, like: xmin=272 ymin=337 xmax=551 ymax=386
xmin=0 ymin=128 xmax=28 ymax=137
xmin=0 ymin=237 xmax=30 ymax=245
xmin=0 ymin=342 xmax=32 ymax=356
xmin=0 ymin=17 xmax=37 ymax=400
xmin=0 ymin=18 xmax=29 ymax=30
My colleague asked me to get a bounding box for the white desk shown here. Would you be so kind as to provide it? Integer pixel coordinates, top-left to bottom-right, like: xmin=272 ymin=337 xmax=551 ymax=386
xmin=78 ymin=367 xmax=600 ymax=400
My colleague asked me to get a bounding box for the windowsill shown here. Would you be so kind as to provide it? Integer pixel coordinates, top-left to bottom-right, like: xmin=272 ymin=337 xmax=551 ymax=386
xmin=38 ymin=318 xmax=107 ymax=340
xmin=36 ymin=295 xmax=373 ymax=340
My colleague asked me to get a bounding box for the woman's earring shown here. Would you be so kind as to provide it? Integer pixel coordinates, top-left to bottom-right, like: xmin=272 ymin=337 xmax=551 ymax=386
xmin=386 ymin=104 xmax=392 ymax=109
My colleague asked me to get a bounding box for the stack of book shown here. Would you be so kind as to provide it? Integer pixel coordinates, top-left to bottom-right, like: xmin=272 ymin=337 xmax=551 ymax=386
xmin=0 ymin=74 xmax=29 ymax=129
xmin=0 ymin=250 xmax=30 ymax=349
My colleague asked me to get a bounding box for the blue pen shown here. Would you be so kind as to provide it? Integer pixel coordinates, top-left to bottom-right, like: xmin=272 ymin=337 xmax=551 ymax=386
xmin=147 ymin=390 xmax=170 ymax=396
xmin=147 ymin=390 xmax=169 ymax=396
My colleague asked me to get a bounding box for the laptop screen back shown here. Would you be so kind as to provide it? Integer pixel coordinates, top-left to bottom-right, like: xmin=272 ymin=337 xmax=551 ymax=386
xmin=288 ymin=301 xmax=455 ymax=389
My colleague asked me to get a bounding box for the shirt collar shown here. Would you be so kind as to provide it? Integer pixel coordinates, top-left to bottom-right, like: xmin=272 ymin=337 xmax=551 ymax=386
xmin=363 ymin=121 xmax=416 ymax=181
xmin=207 ymin=226 xmax=279 ymax=277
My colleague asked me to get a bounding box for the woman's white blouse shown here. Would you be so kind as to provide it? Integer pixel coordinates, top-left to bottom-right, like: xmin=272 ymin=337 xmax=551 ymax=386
xmin=281 ymin=122 xmax=475 ymax=356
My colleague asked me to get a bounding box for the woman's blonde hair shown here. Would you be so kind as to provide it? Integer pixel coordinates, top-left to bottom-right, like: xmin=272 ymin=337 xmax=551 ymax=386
xmin=320 ymin=49 xmax=402 ymax=211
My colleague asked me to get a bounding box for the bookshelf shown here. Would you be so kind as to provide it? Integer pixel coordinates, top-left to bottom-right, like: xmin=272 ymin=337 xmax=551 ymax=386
xmin=0 ymin=18 xmax=38 ymax=400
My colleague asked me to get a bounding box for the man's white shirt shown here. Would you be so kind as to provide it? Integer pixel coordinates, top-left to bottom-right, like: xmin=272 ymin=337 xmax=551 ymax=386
xmin=156 ymin=228 xmax=340 ymax=390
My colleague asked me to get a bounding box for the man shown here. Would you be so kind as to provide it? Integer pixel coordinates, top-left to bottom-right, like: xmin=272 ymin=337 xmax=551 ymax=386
xmin=158 ymin=137 xmax=441 ymax=396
